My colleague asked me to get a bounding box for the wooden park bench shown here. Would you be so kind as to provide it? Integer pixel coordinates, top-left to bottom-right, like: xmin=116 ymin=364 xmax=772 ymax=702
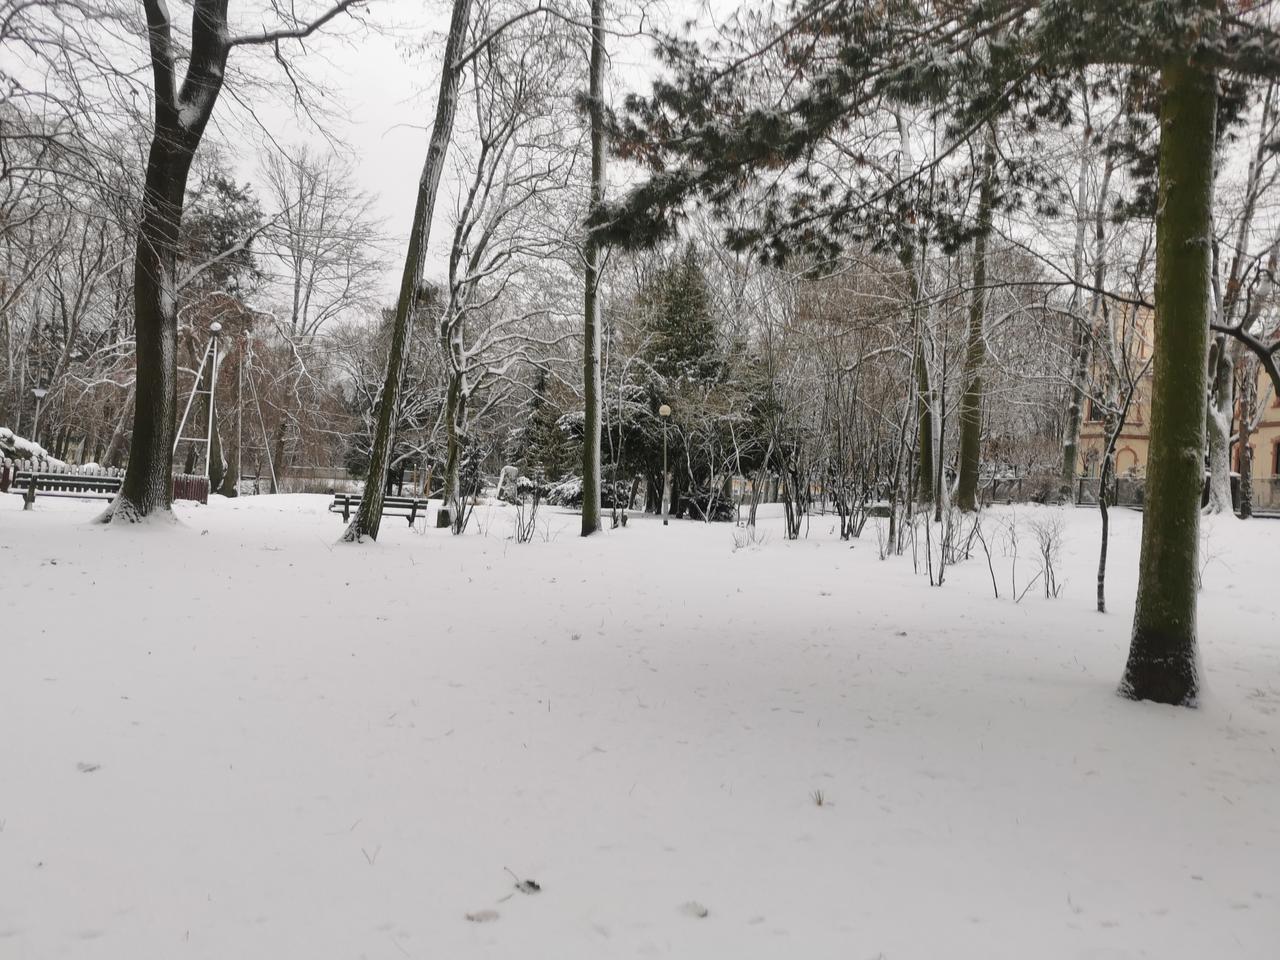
xmin=5 ymin=470 xmax=209 ymax=508
xmin=7 ymin=471 xmax=123 ymax=508
xmin=329 ymin=492 xmax=431 ymax=527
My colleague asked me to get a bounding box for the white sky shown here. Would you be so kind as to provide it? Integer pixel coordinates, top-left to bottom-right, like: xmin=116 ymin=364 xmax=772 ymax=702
xmin=231 ymin=0 xmax=676 ymax=298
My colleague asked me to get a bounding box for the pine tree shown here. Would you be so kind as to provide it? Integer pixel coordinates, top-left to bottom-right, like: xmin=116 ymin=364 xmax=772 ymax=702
xmin=646 ymin=243 xmax=718 ymax=384
xmin=594 ymin=0 xmax=1280 ymax=705
xmin=519 ymin=368 xmax=576 ymax=481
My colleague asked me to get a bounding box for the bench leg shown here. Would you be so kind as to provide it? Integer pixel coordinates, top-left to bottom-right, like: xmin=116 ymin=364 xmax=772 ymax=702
xmin=23 ymin=483 xmax=36 ymax=511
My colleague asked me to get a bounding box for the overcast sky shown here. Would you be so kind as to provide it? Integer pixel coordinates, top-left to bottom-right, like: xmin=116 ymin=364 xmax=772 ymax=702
xmin=232 ymin=0 xmax=677 ymax=299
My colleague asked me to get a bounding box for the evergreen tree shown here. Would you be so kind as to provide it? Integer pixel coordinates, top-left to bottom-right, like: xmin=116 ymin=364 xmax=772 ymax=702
xmin=594 ymin=0 xmax=1280 ymax=706
xmin=517 ymin=368 xmax=576 ymax=481
xmin=646 ymin=243 xmax=719 ymax=384
xmin=181 ymin=157 xmax=263 ymax=299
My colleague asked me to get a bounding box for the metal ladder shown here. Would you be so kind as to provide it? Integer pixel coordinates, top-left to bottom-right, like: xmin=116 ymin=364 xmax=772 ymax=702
xmin=173 ymin=323 xmax=222 ymax=479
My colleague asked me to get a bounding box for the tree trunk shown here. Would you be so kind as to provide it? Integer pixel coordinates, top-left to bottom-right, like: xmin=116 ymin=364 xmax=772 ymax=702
xmin=208 ymin=390 xmax=226 ymax=491
xmin=268 ymin=420 xmax=288 ymax=493
xmin=895 ymin=112 xmax=934 ymax=509
xmin=1061 ymin=319 xmax=1091 ymax=499
xmin=1203 ymin=335 xmax=1233 ymax=513
xmin=580 ymin=0 xmax=606 ymax=537
xmin=103 ymin=143 xmax=192 ymax=520
xmin=99 ymin=0 xmax=231 ymax=523
xmin=1238 ymin=360 xmax=1256 ymax=519
xmin=202 ymin=345 xmax=227 ymax=491
xmin=218 ymin=349 xmax=242 ymax=497
xmin=1205 ymin=82 xmax=1273 ymax=517
xmin=441 ymin=375 xmax=467 ymax=533
xmin=909 ymin=283 xmax=934 ymax=506
xmin=1096 ymin=442 xmax=1112 ymax=613
xmin=103 ymin=384 xmax=134 ymax=469
xmin=343 ymin=0 xmax=472 ymax=541
xmin=955 ymin=129 xmax=996 ymax=512
xmin=1120 ymin=58 xmax=1216 ymax=707
xmin=1060 ymin=113 xmax=1094 ymax=500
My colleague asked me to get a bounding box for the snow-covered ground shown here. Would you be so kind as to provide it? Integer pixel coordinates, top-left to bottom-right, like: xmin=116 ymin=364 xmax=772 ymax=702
xmin=1 ymin=494 xmax=1277 ymax=959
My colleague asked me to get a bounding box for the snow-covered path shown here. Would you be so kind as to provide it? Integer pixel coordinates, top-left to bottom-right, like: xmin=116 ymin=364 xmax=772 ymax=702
xmin=2 ymin=496 xmax=1277 ymax=958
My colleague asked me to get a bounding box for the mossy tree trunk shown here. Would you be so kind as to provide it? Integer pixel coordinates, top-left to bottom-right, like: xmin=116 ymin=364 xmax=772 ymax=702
xmin=1120 ymin=58 xmax=1217 ymax=707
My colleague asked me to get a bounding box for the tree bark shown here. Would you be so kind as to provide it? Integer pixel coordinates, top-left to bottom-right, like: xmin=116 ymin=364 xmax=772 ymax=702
xmin=1060 ymin=109 xmax=1094 ymax=500
xmin=955 ymin=129 xmax=996 ymax=512
xmin=106 ymin=138 xmax=197 ymax=519
xmin=1238 ymin=359 xmax=1256 ymax=519
xmin=899 ymin=249 xmax=934 ymax=507
xmin=441 ymin=374 xmax=468 ymax=533
xmin=343 ymin=0 xmax=472 ymax=541
xmin=580 ymin=0 xmax=606 ymax=537
xmin=1203 ymin=334 xmax=1233 ymax=513
xmin=1120 ymin=58 xmax=1216 ymax=707
xmin=270 ymin=421 xmax=287 ymax=494
xmin=218 ymin=347 xmax=242 ymax=497
xmin=103 ymin=384 xmax=135 ymax=469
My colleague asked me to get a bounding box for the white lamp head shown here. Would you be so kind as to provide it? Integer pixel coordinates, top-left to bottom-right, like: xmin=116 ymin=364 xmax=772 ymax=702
xmin=658 ymin=404 xmax=671 ymax=417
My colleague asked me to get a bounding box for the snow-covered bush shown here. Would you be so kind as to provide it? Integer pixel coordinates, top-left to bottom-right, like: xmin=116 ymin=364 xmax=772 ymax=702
xmin=546 ymin=477 xmax=631 ymax=508
xmin=547 ymin=476 xmax=584 ymax=506
xmin=0 ymin=427 xmax=65 ymax=467
xmin=685 ymin=489 xmax=735 ymax=522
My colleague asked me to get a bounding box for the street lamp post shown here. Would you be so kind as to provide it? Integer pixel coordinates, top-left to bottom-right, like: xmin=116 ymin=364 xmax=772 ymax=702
xmin=31 ymin=385 xmax=48 ymax=449
xmin=659 ymin=403 xmax=671 ymax=525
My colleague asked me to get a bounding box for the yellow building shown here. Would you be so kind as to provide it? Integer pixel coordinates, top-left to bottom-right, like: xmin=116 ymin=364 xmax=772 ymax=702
xmin=1078 ymin=326 xmax=1280 ymax=511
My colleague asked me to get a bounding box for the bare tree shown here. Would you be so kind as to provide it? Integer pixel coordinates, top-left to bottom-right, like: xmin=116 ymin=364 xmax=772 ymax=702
xmin=437 ymin=11 xmax=582 ymax=532
xmin=343 ymin=0 xmax=472 ymax=541
xmin=579 ymin=0 xmax=607 ymax=536
xmin=96 ymin=0 xmax=364 ymax=522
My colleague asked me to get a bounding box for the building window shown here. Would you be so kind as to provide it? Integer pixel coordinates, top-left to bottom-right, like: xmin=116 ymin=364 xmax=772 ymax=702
xmin=1086 ymin=398 xmax=1104 ymax=423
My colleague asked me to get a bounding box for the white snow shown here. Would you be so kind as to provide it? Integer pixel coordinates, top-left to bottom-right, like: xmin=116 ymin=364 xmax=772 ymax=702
xmin=0 ymin=427 xmax=64 ymax=466
xmin=1 ymin=495 xmax=1277 ymax=958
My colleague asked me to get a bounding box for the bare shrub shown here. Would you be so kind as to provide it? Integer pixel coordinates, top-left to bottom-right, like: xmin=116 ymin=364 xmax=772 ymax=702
xmin=1029 ymin=511 xmax=1065 ymax=599
xmin=512 ymin=484 xmax=543 ymax=544
xmin=732 ymin=524 xmax=769 ymax=552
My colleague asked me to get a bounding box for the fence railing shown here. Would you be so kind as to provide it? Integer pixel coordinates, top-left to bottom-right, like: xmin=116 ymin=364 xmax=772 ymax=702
xmin=979 ymin=474 xmax=1060 ymax=505
xmin=1070 ymin=476 xmax=1280 ymax=514
xmin=172 ymin=474 xmax=210 ymax=504
xmin=1074 ymin=476 xmax=1147 ymax=508
xmin=1247 ymin=478 xmax=1280 ymax=513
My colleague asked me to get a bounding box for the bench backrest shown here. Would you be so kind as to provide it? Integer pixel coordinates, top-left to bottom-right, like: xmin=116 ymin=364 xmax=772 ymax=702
xmin=331 ymin=495 xmax=428 ymax=506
